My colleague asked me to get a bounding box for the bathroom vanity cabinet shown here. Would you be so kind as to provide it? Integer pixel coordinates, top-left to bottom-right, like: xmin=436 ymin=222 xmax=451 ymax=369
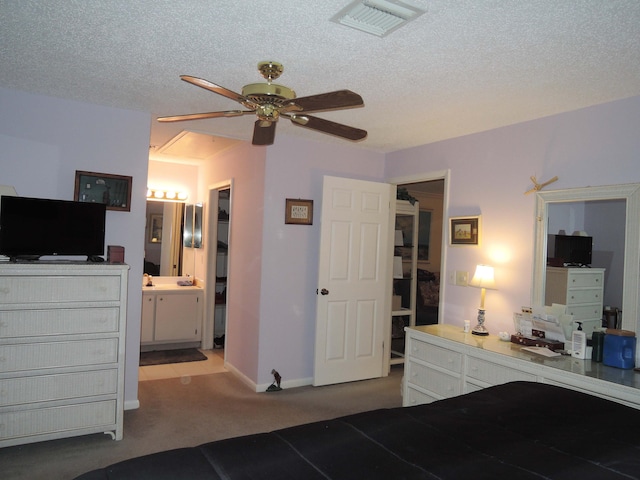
xmin=141 ymin=287 xmax=203 ymax=347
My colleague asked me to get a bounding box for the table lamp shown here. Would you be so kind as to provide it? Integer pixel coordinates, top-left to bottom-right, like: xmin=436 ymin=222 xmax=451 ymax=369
xmin=469 ymin=264 xmax=496 ymax=336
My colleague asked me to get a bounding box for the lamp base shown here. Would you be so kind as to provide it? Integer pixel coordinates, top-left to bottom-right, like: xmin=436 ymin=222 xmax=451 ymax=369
xmin=471 ymin=324 xmax=489 ymax=336
xmin=472 ymin=308 xmax=489 ymax=336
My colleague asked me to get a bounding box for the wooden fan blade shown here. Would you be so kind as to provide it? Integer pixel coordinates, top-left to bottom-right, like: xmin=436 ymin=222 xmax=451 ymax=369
xmin=180 ymin=75 xmax=258 ymax=108
xmin=252 ymin=120 xmax=276 ymax=146
xmin=288 ymin=115 xmax=367 ymax=141
xmin=157 ymin=110 xmax=250 ymax=122
xmin=287 ymin=90 xmax=364 ymax=113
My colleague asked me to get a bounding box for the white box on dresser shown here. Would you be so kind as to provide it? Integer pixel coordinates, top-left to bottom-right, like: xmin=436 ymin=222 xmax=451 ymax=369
xmin=403 ymin=324 xmax=640 ymax=409
xmin=0 ymin=262 xmax=128 ymax=447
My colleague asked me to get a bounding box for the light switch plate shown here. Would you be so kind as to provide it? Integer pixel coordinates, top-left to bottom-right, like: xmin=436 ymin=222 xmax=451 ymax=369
xmin=455 ymin=271 xmax=468 ymax=286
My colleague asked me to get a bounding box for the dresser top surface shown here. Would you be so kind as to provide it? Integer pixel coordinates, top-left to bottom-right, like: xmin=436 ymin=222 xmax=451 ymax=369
xmin=0 ymin=261 xmax=129 ymax=274
xmin=408 ymin=324 xmax=640 ymax=390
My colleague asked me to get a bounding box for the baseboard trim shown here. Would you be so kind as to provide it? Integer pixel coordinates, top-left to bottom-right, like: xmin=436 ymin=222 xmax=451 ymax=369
xmin=257 ymin=376 xmax=313 ymax=392
xmin=124 ymin=399 xmax=140 ymax=410
xmin=224 ymin=361 xmax=313 ymax=392
xmin=223 ymin=361 xmax=258 ymax=391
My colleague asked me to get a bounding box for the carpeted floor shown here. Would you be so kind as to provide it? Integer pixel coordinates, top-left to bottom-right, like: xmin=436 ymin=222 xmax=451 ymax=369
xmin=0 ymin=366 xmax=404 ymax=480
xmin=139 ymin=347 xmax=207 ymax=366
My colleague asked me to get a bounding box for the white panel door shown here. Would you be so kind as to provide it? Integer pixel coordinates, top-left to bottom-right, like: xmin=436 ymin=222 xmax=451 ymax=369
xmin=313 ymin=176 xmax=392 ymax=386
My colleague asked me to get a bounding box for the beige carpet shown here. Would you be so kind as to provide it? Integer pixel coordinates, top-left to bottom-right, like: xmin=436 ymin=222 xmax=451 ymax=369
xmin=0 ymin=366 xmax=404 ymax=479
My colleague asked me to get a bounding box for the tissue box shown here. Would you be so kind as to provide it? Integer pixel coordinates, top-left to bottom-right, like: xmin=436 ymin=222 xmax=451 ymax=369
xmin=107 ymin=245 xmax=125 ymax=263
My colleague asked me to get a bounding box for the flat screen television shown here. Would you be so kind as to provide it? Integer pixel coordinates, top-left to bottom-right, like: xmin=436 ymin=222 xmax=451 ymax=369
xmin=551 ymin=234 xmax=593 ymax=266
xmin=0 ymin=196 xmax=106 ymax=261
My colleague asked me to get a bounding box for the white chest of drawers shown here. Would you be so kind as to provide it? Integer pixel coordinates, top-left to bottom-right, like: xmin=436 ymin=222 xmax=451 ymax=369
xmin=545 ymin=267 xmax=605 ymax=336
xmin=403 ymin=324 xmax=640 ymax=409
xmin=0 ymin=262 xmax=128 ymax=447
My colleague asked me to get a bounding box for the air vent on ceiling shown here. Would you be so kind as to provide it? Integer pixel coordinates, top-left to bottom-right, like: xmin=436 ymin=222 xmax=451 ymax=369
xmin=331 ymin=0 xmax=426 ymax=37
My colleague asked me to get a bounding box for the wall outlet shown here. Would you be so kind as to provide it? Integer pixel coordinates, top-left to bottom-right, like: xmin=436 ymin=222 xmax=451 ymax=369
xmin=455 ymin=270 xmax=468 ymax=286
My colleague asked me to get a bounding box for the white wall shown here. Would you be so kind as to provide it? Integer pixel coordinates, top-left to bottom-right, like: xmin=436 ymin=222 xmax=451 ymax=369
xmin=0 ymin=87 xmax=150 ymax=407
xmin=198 ymin=142 xmax=267 ymax=383
xmin=258 ymin=136 xmax=386 ymax=387
xmin=385 ymin=95 xmax=640 ymax=335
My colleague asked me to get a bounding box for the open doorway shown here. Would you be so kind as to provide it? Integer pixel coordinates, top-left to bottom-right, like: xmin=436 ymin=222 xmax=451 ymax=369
xmin=204 ymin=182 xmax=232 ymax=356
xmin=397 ymin=178 xmax=445 ymax=326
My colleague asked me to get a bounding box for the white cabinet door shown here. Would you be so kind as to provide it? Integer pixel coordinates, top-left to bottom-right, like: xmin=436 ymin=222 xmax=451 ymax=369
xmin=140 ymin=294 xmax=155 ymax=343
xmin=155 ymin=293 xmax=200 ymax=342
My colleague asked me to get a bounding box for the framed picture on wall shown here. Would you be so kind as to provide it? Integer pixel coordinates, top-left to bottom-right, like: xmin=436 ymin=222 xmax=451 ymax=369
xmin=285 ymin=198 xmax=313 ymax=225
xmin=74 ymin=170 xmax=132 ymax=212
xmin=449 ymin=215 xmax=480 ymax=245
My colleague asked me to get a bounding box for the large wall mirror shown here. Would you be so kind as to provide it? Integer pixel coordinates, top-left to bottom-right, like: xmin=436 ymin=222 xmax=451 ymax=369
xmin=144 ymin=201 xmax=186 ymax=276
xmin=532 ymin=184 xmax=640 ymax=353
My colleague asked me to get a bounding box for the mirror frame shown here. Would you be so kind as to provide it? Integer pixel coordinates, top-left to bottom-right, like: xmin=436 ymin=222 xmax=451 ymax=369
xmin=532 ymin=183 xmax=640 ymax=338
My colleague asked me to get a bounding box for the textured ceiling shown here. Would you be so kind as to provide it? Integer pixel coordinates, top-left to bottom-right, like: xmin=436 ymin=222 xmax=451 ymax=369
xmin=1 ymin=0 xmax=639 ymax=158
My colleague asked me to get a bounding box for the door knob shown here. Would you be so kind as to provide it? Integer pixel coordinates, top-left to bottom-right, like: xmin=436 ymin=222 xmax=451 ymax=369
xmin=320 ymin=288 xmax=329 ymax=295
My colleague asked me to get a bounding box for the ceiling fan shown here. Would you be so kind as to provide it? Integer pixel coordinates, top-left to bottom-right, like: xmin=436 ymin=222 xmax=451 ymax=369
xmin=158 ymin=61 xmax=367 ymax=146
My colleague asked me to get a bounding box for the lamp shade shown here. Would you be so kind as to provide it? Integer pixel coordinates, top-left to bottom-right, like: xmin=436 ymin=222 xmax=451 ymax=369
xmin=469 ymin=264 xmax=496 ymax=290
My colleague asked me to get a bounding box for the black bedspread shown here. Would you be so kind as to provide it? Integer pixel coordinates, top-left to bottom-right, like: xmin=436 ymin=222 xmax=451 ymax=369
xmin=75 ymin=382 xmax=640 ymax=479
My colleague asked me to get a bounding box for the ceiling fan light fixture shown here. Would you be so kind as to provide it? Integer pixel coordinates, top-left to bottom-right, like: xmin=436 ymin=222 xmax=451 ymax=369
xmin=241 ymin=83 xmax=296 ymax=101
xmin=331 ymin=0 xmax=426 ymax=37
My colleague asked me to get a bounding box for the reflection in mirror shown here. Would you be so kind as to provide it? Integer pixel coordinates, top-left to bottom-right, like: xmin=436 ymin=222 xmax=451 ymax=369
xmin=532 ymin=184 xmax=640 ymax=338
xmin=184 ymin=204 xmax=194 ymax=248
xmin=194 ymin=204 xmax=203 ymax=249
xmin=144 ymin=201 xmax=185 ymax=276
xmin=183 ymin=204 xmax=203 ymax=249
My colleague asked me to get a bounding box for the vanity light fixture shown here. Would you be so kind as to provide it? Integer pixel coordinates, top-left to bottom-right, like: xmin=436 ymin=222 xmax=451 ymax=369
xmin=147 ymin=188 xmax=188 ymax=202
xmin=469 ymin=264 xmax=497 ymax=336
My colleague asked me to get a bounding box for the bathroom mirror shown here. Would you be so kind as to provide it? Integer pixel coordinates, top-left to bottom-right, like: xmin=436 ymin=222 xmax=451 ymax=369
xmin=144 ymin=201 xmax=186 ymax=276
xmin=532 ymin=183 xmax=640 ymax=334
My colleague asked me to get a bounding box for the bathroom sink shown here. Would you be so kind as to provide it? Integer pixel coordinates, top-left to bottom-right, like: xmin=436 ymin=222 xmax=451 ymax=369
xmin=143 ymin=284 xmax=199 ymax=290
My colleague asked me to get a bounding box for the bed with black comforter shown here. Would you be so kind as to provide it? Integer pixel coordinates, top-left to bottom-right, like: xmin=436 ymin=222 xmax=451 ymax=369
xmin=75 ymin=381 xmax=640 ymax=479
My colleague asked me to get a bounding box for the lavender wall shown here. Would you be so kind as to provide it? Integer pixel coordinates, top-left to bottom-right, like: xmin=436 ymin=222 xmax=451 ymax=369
xmin=385 ymin=96 xmax=640 ymax=334
xmin=0 ymin=87 xmax=150 ymax=407
xmin=259 ymin=136 xmax=386 ymax=388
xmin=198 ymin=142 xmax=267 ymax=382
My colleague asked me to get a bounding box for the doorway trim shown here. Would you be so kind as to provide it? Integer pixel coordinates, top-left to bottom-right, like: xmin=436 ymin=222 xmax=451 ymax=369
xmin=387 ymin=169 xmax=450 ymax=327
xmin=203 ymin=179 xmax=233 ymax=351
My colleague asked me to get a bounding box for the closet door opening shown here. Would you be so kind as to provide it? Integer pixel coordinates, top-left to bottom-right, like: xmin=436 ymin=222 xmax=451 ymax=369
xmin=204 ymin=182 xmax=232 ymax=355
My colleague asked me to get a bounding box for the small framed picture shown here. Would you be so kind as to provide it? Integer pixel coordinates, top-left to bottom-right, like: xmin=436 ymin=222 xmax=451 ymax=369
xmin=74 ymin=170 xmax=132 ymax=212
xmin=449 ymin=215 xmax=480 ymax=245
xmin=285 ymin=198 xmax=313 ymax=225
